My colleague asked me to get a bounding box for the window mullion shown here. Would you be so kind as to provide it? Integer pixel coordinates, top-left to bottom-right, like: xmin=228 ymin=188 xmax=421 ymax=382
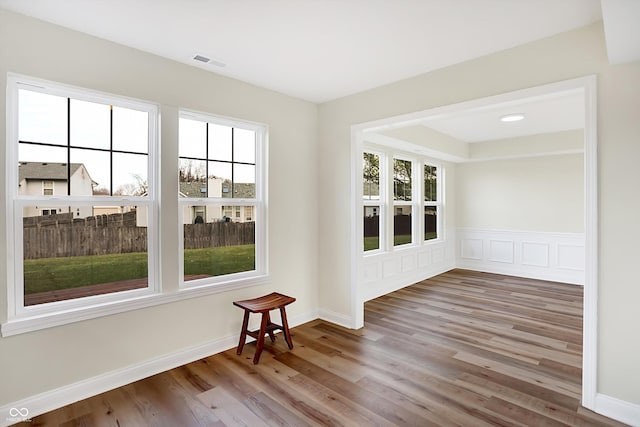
xmin=67 ymin=97 xmax=71 ymax=196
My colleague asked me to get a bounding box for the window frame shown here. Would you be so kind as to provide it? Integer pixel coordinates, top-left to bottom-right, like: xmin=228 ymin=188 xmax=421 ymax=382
xmin=4 ymin=74 xmax=160 ymax=332
xmin=177 ymin=110 xmax=268 ymax=290
xmin=422 ymin=162 xmax=442 ymax=243
xmin=362 ymin=149 xmax=385 ymax=254
xmin=392 ymin=155 xmax=416 ymax=249
xmin=360 ymin=144 xmax=444 ymax=256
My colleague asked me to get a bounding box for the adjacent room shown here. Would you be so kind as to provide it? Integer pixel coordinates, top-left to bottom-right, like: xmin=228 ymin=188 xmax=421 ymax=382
xmin=1 ymin=1 xmax=639 ymax=426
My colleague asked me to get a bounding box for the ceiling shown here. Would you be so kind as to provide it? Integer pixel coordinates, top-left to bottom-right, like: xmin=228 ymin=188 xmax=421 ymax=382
xmin=421 ymin=90 xmax=585 ymax=143
xmin=0 ymin=0 xmax=607 ymax=103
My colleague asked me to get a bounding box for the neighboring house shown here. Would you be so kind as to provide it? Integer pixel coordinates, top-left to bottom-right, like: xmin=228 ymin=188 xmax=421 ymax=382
xmin=18 ymin=162 xmax=95 ymax=218
xmin=136 ymin=177 xmax=256 ymax=227
xmin=180 ymin=177 xmax=255 ymax=225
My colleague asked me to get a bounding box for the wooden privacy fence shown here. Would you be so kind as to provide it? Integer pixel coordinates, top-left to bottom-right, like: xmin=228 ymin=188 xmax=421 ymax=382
xmin=364 ymin=213 xmax=436 ymax=237
xmin=23 ymin=212 xmax=255 ymax=260
xmin=183 ymin=222 xmax=255 ymax=250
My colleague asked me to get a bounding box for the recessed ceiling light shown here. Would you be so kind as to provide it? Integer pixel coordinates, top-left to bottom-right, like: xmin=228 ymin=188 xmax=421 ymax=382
xmin=500 ymin=113 xmax=525 ymax=122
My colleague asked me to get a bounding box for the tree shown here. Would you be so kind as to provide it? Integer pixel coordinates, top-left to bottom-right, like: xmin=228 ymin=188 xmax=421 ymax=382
xmin=92 ymin=186 xmax=110 ymax=196
xmin=179 ymin=159 xmax=206 ymax=183
xmin=114 ymin=174 xmax=148 ymax=196
xmin=393 ymin=159 xmax=412 ymax=201
xmin=363 ymin=153 xmax=379 ymax=198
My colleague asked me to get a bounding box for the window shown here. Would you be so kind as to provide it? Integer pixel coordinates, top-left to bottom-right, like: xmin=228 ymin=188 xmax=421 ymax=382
xmin=424 ymin=164 xmax=439 ymax=241
xmin=393 ymin=158 xmax=413 ymax=246
xmin=360 ymin=146 xmax=442 ymax=254
xmin=363 ymin=152 xmax=381 ymax=251
xmin=6 ymin=75 xmax=158 ymax=321
xmin=178 ymin=111 xmax=266 ymax=287
xmin=42 ymin=180 xmax=54 ymax=195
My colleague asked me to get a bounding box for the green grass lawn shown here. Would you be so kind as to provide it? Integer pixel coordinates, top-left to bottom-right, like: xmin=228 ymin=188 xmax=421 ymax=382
xmin=24 ymin=244 xmax=255 ymax=294
xmin=364 ymin=232 xmax=437 ymax=251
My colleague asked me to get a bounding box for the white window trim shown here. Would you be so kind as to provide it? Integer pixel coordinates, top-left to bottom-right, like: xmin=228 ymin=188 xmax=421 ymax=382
xmin=421 ymin=161 xmax=444 ymax=244
xmin=3 ymin=73 xmax=161 ymax=336
xmin=362 ymin=149 xmax=385 ymax=255
xmin=360 ymin=144 xmax=445 ymax=255
xmin=2 ymin=76 xmax=271 ymax=337
xmin=392 ymin=154 xmax=417 ymax=250
xmin=177 ymin=110 xmax=268 ymax=291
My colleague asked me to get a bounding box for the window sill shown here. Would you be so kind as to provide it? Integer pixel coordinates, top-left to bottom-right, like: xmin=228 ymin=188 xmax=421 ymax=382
xmin=1 ymin=274 xmax=269 ymax=337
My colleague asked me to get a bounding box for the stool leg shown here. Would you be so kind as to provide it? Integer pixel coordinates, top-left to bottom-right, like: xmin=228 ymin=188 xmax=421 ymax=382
xmin=280 ymin=307 xmax=294 ymax=350
xmin=236 ymin=310 xmax=250 ymax=356
xmin=265 ymin=311 xmax=276 ymax=342
xmin=253 ymin=312 xmax=270 ymax=364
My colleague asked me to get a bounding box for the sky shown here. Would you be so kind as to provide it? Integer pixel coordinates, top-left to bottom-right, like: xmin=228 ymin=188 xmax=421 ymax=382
xmin=18 ymin=89 xmax=256 ymax=196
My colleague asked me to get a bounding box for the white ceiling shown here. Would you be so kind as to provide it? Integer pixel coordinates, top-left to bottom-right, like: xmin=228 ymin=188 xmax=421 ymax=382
xmin=0 ymin=0 xmax=605 ymax=103
xmin=422 ymin=90 xmax=585 ymax=143
xmin=601 ymin=0 xmax=640 ymax=64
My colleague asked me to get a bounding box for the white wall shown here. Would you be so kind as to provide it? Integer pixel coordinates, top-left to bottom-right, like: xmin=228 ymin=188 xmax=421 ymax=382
xmin=456 ymin=153 xmax=584 ymax=232
xmin=318 ymin=21 xmax=640 ymax=409
xmin=0 ymin=9 xmax=318 ymax=409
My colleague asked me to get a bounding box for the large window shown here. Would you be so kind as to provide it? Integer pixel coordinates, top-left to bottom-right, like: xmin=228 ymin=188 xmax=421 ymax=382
xmin=6 ymin=75 xmax=158 ymax=317
xmin=424 ymin=164 xmax=439 ymax=241
xmin=363 ymin=152 xmax=381 ymax=251
xmin=361 ymin=147 xmax=441 ymax=254
xmin=393 ymin=158 xmax=413 ymax=247
xmin=178 ymin=112 xmax=266 ymax=286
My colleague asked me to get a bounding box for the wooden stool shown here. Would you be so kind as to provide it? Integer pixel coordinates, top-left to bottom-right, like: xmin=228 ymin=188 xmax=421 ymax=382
xmin=233 ymin=292 xmax=296 ymax=364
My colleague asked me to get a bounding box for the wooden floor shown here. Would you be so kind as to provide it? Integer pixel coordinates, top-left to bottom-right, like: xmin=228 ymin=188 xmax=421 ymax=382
xmin=18 ymin=269 xmax=627 ymax=426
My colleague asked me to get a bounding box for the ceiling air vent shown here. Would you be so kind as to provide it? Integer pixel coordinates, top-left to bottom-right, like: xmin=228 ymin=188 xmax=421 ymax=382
xmin=193 ymin=54 xmax=210 ymax=63
xmin=192 ymin=54 xmax=226 ymax=68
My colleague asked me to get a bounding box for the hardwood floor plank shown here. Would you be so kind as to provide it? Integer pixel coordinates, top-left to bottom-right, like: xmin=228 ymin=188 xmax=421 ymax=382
xmin=20 ymin=270 xmax=628 ymax=427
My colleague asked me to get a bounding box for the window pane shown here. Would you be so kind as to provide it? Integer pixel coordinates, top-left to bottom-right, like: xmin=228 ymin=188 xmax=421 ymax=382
xmin=179 ymin=118 xmax=206 ymax=158
xmin=179 ymin=159 xmax=207 ymax=197
xmin=233 ymin=164 xmax=256 ymax=198
xmin=113 ymin=153 xmax=148 ymax=196
xmin=394 ymin=205 xmax=412 ymax=246
xmin=364 ymin=206 xmax=380 ymax=251
xmin=208 ymin=123 xmax=232 ymax=161
xmin=233 ymin=128 xmax=255 ymax=164
xmin=43 ymin=181 xmax=54 ymax=196
xmin=113 ymin=107 xmax=148 ymax=153
xmin=19 ymin=143 xmax=67 ymax=164
xmin=183 ymin=204 xmax=255 ymax=281
xmin=394 ymin=159 xmax=412 ymax=201
xmin=22 ymin=205 xmax=148 ymax=306
xmin=18 ymin=89 xmax=67 ymax=146
xmin=363 ymin=153 xmax=380 ymax=200
xmin=18 ymin=148 xmax=67 ymax=195
xmin=424 ymin=165 xmax=437 ymax=202
xmin=425 ymin=206 xmax=437 ymax=241
xmin=70 ymin=99 xmax=110 ymax=149
xmin=70 ymin=148 xmax=110 ymax=196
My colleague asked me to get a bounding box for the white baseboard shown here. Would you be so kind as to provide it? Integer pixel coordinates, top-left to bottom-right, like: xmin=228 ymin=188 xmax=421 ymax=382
xmin=318 ymin=308 xmax=354 ymax=329
xmin=0 ymin=309 xmax=318 ymax=427
xmin=595 ymin=393 xmax=640 ymax=427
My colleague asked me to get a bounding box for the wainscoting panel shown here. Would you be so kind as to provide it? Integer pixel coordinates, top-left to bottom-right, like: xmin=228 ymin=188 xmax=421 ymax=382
xmin=457 ymin=228 xmax=585 ymax=285
xmin=522 ymin=242 xmax=550 ymax=267
xmin=489 ymin=240 xmax=514 ymax=263
xmin=359 ymin=237 xmax=456 ymax=303
xmin=461 ymin=238 xmax=483 ymax=260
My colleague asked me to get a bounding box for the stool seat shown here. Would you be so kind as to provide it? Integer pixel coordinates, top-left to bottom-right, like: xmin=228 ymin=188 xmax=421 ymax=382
xmin=233 ymin=292 xmax=295 ymax=364
xmin=233 ymin=292 xmax=296 ymax=313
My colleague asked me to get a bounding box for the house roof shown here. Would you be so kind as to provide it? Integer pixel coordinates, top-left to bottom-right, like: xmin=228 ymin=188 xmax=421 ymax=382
xmin=179 ymin=180 xmax=255 ymax=198
xmin=18 ymin=162 xmax=84 ymax=181
xmin=179 ymin=181 xmax=207 ymax=198
xmin=222 ymin=182 xmax=255 ymax=199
